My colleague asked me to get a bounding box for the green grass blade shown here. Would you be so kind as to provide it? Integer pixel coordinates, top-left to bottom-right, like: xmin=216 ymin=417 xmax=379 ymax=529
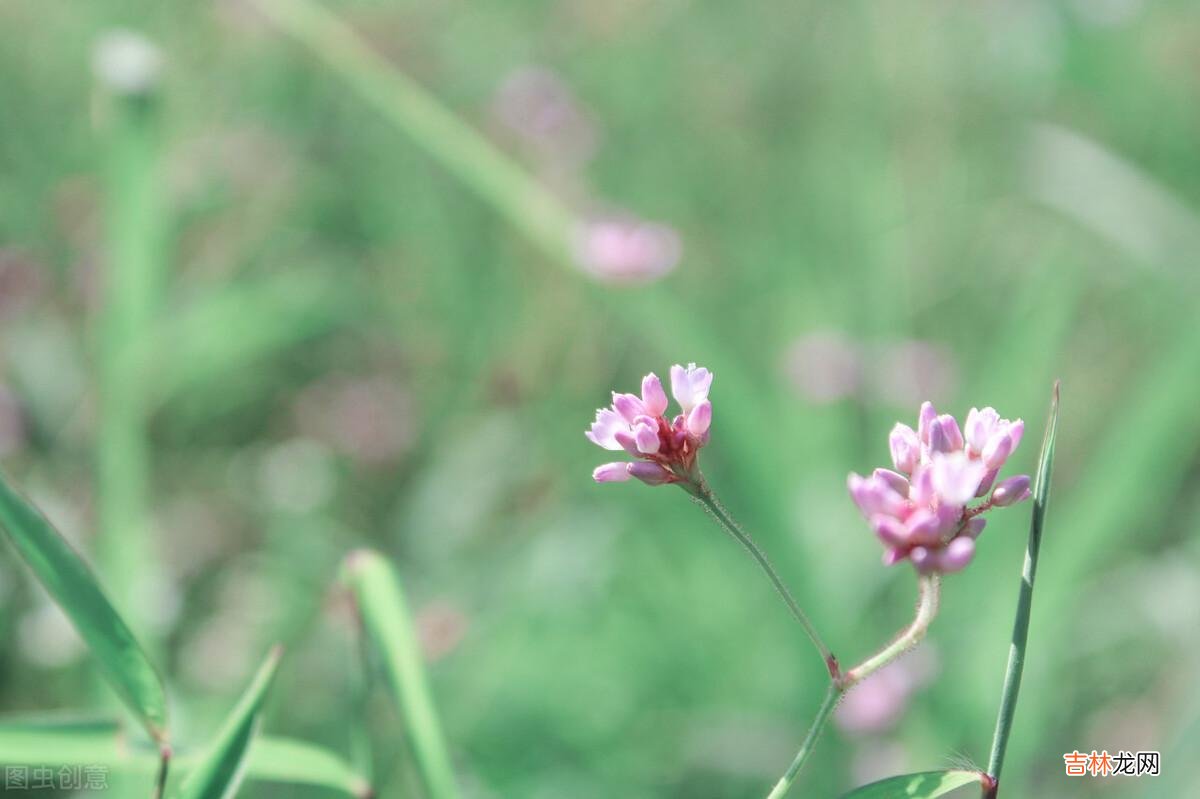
xmin=342 ymin=550 xmax=460 ymax=799
xmin=174 ymin=646 xmax=283 ymax=799
xmin=0 ymin=717 xmax=369 ymax=797
xmin=985 ymin=382 xmax=1060 ymax=787
xmin=244 ymin=738 xmax=372 ymax=798
xmin=840 ymin=770 xmax=984 ymax=798
xmin=0 ymin=472 xmax=169 ymax=744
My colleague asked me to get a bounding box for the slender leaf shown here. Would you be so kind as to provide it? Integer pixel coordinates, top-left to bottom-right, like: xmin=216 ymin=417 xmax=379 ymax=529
xmin=840 ymin=769 xmax=983 ymax=798
xmin=173 ymin=646 xmax=282 ymax=799
xmin=985 ymin=382 xmax=1060 ymax=784
xmin=343 ymin=550 xmax=460 ymax=799
xmin=0 ymin=472 xmax=168 ymax=743
xmin=0 ymin=717 xmax=368 ymax=797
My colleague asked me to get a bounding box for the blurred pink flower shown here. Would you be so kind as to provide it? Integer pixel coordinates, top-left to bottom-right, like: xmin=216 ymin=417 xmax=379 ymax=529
xmin=868 ymin=340 xmax=959 ymax=407
xmin=782 ymin=331 xmax=863 ymax=404
xmin=0 ymin=249 xmax=44 ymax=318
xmin=572 ymin=215 xmax=682 ymax=283
xmin=294 ymin=376 xmax=414 ymax=465
xmin=588 ymin=364 xmax=711 ymax=486
xmin=491 ymin=66 xmax=598 ymax=168
xmin=415 ymin=600 xmax=469 ymax=662
xmin=849 ymin=401 xmax=1029 ymax=574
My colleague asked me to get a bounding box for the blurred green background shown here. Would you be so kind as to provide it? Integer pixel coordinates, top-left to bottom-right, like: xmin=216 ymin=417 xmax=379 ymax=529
xmin=2 ymin=0 xmax=1200 ymax=796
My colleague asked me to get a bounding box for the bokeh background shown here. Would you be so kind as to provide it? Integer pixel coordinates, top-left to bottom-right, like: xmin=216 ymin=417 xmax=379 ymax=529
xmin=2 ymin=0 xmax=1200 ymax=797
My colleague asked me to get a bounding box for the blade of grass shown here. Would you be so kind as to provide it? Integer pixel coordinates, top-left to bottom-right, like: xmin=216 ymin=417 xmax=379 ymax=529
xmin=173 ymin=646 xmax=283 ymax=799
xmin=840 ymin=770 xmax=985 ymax=798
xmin=0 ymin=717 xmax=370 ymax=797
xmin=0 ymin=470 xmax=169 ymax=744
xmin=342 ymin=550 xmax=460 ymax=799
xmin=983 ymin=382 xmax=1060 ymax=795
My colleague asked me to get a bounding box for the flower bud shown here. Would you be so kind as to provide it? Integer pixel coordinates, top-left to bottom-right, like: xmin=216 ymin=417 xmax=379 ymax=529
xmin=888 ymin=423 xmax=920 ymax=474
xmin=593 ymin=462 xmax=631 ymax=483
xmin=917 ymin=401 xmax=937 ymax=445
xmin=628 ymin=462 xmax=673 ymax=485
xmin=641 ymin=372 xmax=669 ymax=417
xmin=991 ymin=475 xmax=1031 ymax=506
xmin=686 ymin=400 xmax=712 ymax=437
xmin=632 ymin=420 xmax=660 ymax=454
xmin=611 ymin=392 xmax=645 ymax=423
xmin=938 ymin=537 xmax=976 ymax=573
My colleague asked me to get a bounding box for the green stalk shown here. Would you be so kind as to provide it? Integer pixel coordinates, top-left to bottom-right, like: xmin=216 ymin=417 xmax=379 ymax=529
xmin=983 ymin=383 xmax=1060 ymax=797
xmin=690 ymin=477 xmax=945 ymax=799
xmin=692 ymin=481 xmax=835 ymax=670
xmin=253 ymin=0 xmax=577 ymax=262
xmin=96 ymin=36 xmax=167 ymax=639
xmin=765 ymin=682 xmax=839 ymax=799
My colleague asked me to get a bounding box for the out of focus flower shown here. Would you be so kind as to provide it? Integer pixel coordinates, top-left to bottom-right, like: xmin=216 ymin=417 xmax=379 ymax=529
xmin=92 ymin=30 xmax=163 ymax=95
xmin=572 ymin=214 xmax=682 ymax=283
xmin=848 ymin=402 xmax=1030 ymax=574
xmin=587 ymin=364 xmax=712 ymax=486
xmin=782 ymin=331 xmax=863 ymax=403
xmin=415 ymin=600 xmax=469 ymax=662
xmin=491 ymin=66 xmax=598 ymax=168
xmin=294 ymin=376 xmax=414 ymax=465
xmin=869 ymin=340 xmax=959 ymax=408
xmin=0 ymin=249 xmax=44 ymax=319
xmin=780 ymin=332 xmax=958 ymax=407
xmin=835 ymin=647 xmax=939 ymax=734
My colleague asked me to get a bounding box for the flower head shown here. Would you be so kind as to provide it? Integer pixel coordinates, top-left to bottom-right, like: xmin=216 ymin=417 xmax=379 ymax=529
xmin=572 ymin=215 xmax=682 ymax=284
xmin=587 ymin=365 xmax=712 ymax=486
xmin=849 ymin=401 xmax=1030 ymax=574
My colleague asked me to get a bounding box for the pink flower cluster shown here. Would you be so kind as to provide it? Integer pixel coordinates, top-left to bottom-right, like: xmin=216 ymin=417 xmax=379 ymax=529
xmin=849 ymin=402 xmax=1031 ymax=574
xmin=587 ymin=364 xmax=712 ymax=486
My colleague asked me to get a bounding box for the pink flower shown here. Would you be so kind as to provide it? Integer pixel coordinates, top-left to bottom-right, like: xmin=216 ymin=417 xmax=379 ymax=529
xmin=849 ymin=401 xmax=1031 ymax=574
xmin=587 ymin=365 xmax=713 ymax=486
xmin=572 ymin=215 xmax=682 ymax=283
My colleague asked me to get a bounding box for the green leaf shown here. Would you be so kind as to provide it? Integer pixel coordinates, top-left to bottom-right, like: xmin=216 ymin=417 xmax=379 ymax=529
xmin=342 ymin=550 xmax=460 ymax=799
xmin=0 ymin=472 xmax=169 ymax=744
xmin=0 ymin=716 xmax=369 ymax=797
xmin=984 ymin=382 xmax=1060 ymax=781
xmin=840 ymin=769 xmax=983 ymax=798
xmin=174 ymin=646 xmax=282 ymax=799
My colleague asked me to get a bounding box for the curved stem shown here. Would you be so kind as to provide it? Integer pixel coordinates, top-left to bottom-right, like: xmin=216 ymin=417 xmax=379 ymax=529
xmin=766 ymin=575 xmax=941 ymax=799
xmin=765 ymin=682 xmax=840 ymax=799
xmin=841 ymin=575 xmax=940 ymax=689
xmin=690 ymin=481 xmax=835 ymax=670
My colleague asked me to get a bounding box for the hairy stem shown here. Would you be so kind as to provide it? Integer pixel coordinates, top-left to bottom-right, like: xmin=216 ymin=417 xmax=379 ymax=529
xmin=841 ymin=575 xmax=940 ymax=689
xmin=691 ymin=482 xmax=834 ymax=670
xmin=767 ymin=574 xmax=941 ymax=798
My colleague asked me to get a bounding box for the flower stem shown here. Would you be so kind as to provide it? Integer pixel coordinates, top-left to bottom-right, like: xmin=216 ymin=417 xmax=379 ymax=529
xmin=984 ymin=383 xmax=1059 ymax=795
xmin=766 ymin=575 xmax=941 ymax=798
xmin=691 ymin=481 xmax=835 ymax=670
xmin=765 ymin=682 xmax=840 ymax=799
xmin=841 ymin=575 xmax=941 ymax=689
